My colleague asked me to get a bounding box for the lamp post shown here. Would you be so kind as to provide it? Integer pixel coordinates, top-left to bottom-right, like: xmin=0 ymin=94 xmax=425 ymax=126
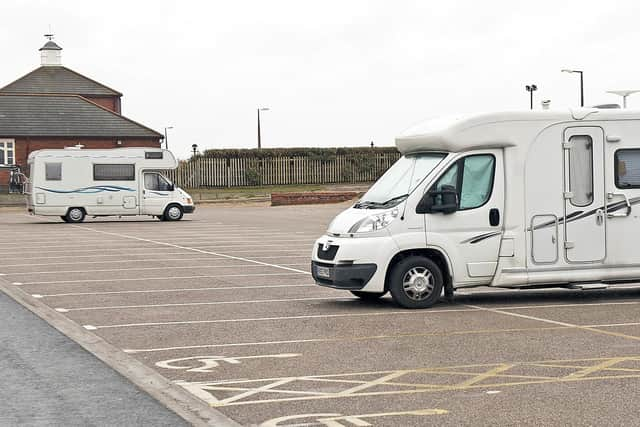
xmin=191 ymin=144 xmax=198 ymax=157
xmin=525 ymin=85 xmax=537 ymax=110
xmin=561 ymin=69 xmax=584 ymax=107
xmin=257 ymin=107 xmax=269 ymax=149
xmin=163 ymin=126 xmax=173 ymax=150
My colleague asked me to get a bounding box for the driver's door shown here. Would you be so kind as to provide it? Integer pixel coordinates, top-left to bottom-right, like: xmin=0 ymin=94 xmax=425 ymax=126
xmin=424 ymin=150 xmax=504 ymax=286
xmin=141 ymin=172 xmax=171 ymax=215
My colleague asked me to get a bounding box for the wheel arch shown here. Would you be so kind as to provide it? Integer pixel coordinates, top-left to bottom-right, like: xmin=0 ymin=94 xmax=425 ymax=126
xmin=384 ymin=247 xmax=453 ymax=292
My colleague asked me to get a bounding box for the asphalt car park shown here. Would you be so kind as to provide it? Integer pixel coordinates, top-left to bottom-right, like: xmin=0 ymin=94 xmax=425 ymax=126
xmin=1 ymin=203 xmax=640 ymax=426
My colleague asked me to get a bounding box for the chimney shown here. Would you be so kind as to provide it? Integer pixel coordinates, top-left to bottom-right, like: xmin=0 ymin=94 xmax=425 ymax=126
xmin=39 ymin=34 xmax=62 ymax=66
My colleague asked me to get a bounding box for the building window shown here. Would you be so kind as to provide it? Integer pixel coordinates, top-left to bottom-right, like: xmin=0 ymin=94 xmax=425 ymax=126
xmin=0 ymin=139 xmax=15 ymax=165
xmin=45 ymin=163 xmax=62 ymax=180
xmin=93 ymin=164 xmax=135 ymax=181
xmin=615 ymin=149 xmax=640 ymax=188
xmin=568 ymin=135 xmax=594 ymax=207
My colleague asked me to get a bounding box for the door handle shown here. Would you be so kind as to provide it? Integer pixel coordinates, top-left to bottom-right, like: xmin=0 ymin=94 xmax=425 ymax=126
xmin=489 ymin=208 xmax=500 ymax=226
xmin=607 ymin=192 xmax=632 ymax=218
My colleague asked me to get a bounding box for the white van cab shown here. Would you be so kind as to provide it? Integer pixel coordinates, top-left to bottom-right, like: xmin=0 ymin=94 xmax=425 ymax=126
xmin=26 ymin=147 xmax=194 ymax=222
xmin=312 ymin=109 xmax=640 ymax=308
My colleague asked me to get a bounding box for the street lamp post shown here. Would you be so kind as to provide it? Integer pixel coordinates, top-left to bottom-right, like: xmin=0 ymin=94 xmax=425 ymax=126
xmin=257 ymin=108 xmax=269 ymax=149
xmin=561 ymin=69 xmax=584 ymax=107
xmin=525 ymin=85 xmax=538 ymax=110
xmin=191 ymin=144 xmax=198 ymax=157
xmin=163 ymin=126 xmax=173 ymax=150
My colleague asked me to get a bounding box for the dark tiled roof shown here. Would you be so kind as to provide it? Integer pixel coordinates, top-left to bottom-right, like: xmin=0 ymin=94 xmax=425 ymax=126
xmin=39 ymin=41 xmax=62 ymax=51
xmin=0 ymin=94 xmax=162 ymax=138
xmin=0 ymin=66 xmax=122 ymax=96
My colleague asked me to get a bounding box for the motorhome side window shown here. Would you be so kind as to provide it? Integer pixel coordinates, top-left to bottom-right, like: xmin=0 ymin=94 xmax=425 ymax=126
xmin=568 ymin=135 xmax=594 ymax=206
xmin=45 ymin=162 xmax=62 ymax=180
xmin=615 ymin=149 xmax=640 ymax=188
xmin=432 ymin=154 xmax=495 ymax=210
xmin=93 ymin=164 xmax=135 ymax=181
xmin=144 ymin=173 xmax=172 ymax=191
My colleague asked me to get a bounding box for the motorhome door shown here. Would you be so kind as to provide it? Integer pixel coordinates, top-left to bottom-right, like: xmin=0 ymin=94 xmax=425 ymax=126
xmin=562 ymin=127 xmax=606 ymax=263
xmin=142 ymin=172 xmax=172 ymax=216
xmin=425 ymin=150 xmax=504 ymax=284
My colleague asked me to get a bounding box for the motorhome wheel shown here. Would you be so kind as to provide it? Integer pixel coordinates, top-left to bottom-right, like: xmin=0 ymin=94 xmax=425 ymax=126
xmin=65 ymin=208 xmax=85 ymax=223
xmin=389 ymin=256 xmax=443 ymax=309
xmin=164 ymin=205 xmax=184 ymax=221
xmin=350 ymin=291 xmax=387 ymax=301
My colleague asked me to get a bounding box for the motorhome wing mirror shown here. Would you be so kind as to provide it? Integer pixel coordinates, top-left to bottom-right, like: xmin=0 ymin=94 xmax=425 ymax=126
xmin=168 ymin=183 xmax=175 ymax=191
xmin=418 ymin=184 xmax=458 ymax=215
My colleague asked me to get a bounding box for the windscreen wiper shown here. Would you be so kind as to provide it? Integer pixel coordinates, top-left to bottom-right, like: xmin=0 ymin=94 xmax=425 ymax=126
xmin=355 ymin=194 xmax=409 ymax=209
xmin=380 ymin=193 xmax=409 ymax=206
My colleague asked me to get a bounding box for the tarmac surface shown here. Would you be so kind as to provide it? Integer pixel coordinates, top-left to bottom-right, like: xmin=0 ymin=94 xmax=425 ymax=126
xmin=1 ymin=203 xmax=640 ymax=426
xmin=0 ymin=289 xmax=187 ymax=426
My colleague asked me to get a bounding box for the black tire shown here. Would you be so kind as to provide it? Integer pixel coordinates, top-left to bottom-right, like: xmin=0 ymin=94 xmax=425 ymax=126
xmin=389 ymin=256 xmax=443 ymax=309
xmin=163 ymin=204 xmax=183 ymax=221
xmin=350 ymin=291 xmax=387 ymax=301
xmin=64 ymin=207 xmax=85 ymax=223
xmin=60 ymin=216 xmax=69 ymax=223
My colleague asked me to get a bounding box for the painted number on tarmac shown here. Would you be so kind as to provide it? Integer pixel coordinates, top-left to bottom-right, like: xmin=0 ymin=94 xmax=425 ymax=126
xmin=260 ymin=409 xmax=449 ymax=427
xmin=155 ymin=353 xmax=300 ymax=373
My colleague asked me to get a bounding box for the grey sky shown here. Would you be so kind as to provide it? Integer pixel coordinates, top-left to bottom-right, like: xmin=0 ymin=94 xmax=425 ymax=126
xmin=2 ymin=0 xmax=640 ymax=159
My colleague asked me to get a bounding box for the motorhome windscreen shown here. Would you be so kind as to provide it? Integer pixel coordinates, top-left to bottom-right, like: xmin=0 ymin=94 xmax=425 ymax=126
xmin=356 ymin=153 xmax=446 ymax=208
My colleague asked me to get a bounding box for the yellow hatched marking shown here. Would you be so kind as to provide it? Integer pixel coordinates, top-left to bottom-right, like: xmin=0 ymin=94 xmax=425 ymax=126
xmin=171 ymin=355 xmax=640 ymax=407
xmin=458 ymin=364 xmax=515 ymax=387
xmin=564 ymin=357 xmax=627 ymax=379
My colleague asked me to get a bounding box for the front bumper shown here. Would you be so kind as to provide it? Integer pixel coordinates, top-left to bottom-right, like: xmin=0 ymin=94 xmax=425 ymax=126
xmin=311 ymin=234 xmax=399 ymax=293
xmin=311 ymin=261 xmax=377 ymax=290
xmin=183 ymin=205 xmax=196 ymax=214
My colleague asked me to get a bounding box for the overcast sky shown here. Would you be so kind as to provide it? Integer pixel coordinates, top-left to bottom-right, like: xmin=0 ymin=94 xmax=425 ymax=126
xmin=2 ymin=0 xmax=640 ymax=159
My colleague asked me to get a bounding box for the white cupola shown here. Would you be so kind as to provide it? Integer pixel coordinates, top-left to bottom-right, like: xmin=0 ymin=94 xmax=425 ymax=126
xmin=39 ymin=34 xmax=62 ymax=66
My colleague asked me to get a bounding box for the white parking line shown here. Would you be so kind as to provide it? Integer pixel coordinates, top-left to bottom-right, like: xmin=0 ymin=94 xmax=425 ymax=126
xmin=7 ymin=239 xmax=315 ymax=251
xmin=87 ymin=307 xmax=480 ymax=329
xmin=0 ymin=252 xmax=193 ymax=261
xmin=58 ymin=296 xmax=354 ymax=311
xmin=71 ymin=224 xmax=311 ymax=275
xmin=1 ymin=257 xmax=216 ymax=268
xmin=35 ymin=284 xmax=316 ymax=298
xmin=4 ymin=263 xmax=308 ymax=276
xmin=122 ymin=320 xmax=640 ymax=354
xmin=19 ymin=272 xmax=306 ymax=286
xmin=466 ymin=304 xmax=640 ymax=343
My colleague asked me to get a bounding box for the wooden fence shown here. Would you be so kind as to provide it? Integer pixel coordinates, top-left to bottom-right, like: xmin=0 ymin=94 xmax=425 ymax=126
xmin=165 ymin=151 xmax=401 ymax=188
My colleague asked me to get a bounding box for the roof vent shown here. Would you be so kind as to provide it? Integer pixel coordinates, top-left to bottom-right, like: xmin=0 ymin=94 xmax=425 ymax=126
xmin=65 ymin=144 xmax=85 ymax=150
xmin=39 ymin=34 xmax=62 ymax=66
xmin=541 ymin=100 xmax=551 ymax=110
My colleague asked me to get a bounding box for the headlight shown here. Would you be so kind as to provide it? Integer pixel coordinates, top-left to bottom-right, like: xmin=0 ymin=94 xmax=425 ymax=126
xmin=186 ymin=198 xmax=193 ymax=204
xmin=349 ymin=209 xmax=398 ymax=233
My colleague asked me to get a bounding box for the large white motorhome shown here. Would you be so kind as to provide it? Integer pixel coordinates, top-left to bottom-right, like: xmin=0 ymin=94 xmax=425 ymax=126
xmin=312 ymin=109 xmax=640 ymax=308
xmin=26 ymin=147 xmax=195 ymax=222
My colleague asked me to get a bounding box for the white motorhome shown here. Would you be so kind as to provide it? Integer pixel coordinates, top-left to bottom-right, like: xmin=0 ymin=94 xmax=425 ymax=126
xmin=312 ymin=109 xmax=640 ymax=308
xmin=26 ymin=147 xmax=195 ymax=222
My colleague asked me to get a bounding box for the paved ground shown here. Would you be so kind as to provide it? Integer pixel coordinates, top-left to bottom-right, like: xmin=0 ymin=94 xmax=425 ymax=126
xmin=0 ymin=290 xmax=188 ymax=426
xmin=1 ymin=203 xmax=640 ymax=426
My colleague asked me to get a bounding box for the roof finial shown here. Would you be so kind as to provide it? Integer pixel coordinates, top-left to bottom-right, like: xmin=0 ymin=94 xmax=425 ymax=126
xmin=44 ymin=33 xmax=54 ymax=41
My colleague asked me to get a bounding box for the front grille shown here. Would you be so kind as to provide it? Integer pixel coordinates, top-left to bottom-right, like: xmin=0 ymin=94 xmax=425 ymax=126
xmin=317 ymin=244 xmax=339 ymax=261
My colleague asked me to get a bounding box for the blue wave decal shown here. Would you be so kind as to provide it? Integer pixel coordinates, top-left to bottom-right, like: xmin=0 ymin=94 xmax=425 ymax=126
xmin=36 ymin=185 xmax=136 ymax=194
xmin=148 ymin=191 xmax=170 ymax=196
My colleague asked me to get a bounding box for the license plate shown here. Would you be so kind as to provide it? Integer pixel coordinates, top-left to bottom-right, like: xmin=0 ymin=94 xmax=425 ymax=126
xmin=316 ymin=266 xmax=332 ymax=279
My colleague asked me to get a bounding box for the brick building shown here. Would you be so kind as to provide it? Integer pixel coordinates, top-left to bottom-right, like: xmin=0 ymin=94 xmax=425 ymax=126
xmin=0 ymin=37 xmax=162 ymax=189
